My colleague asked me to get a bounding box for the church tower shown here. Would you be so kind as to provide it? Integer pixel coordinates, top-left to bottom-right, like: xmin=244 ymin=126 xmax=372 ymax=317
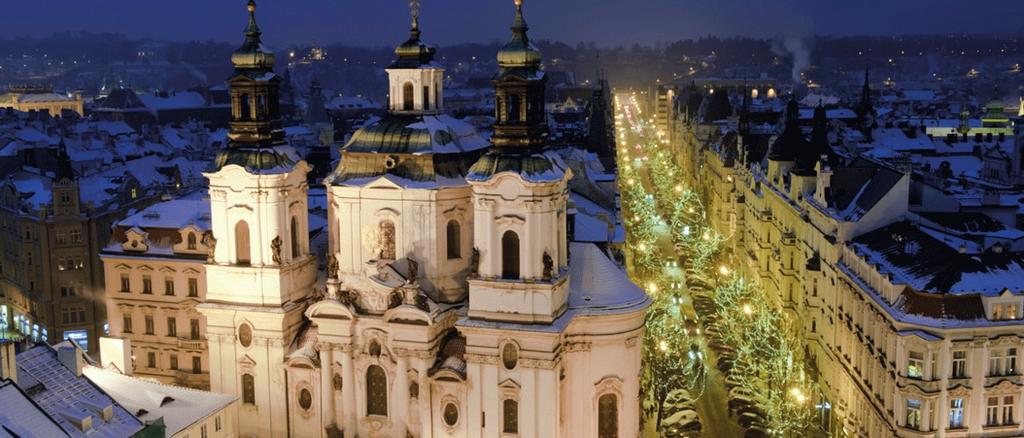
xmin=386 ymin=6 xmax=444 ymax=114
xmin=52 ymin=138 xmax=81 ymax=218
xmin=460 ymin=3 xmax=574 ymax=434
xmin=199 ymin=2 xmax=316 ymax=436
xmin=466 ymin=0 xmax=571 ymax=325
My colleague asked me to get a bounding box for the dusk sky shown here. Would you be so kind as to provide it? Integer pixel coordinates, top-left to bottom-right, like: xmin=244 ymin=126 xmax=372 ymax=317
xmin=1 ymin=0 xmax=1023 ymax=46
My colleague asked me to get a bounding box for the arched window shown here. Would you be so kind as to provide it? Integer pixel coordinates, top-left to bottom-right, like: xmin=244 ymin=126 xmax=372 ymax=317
xmin=503 ymin=399 xmax=518 ymax=434
xmin=446 ymin=220 xmax=461 ymax=259
xmin=240 ymin=94 xmax=251 ymax=120
xmin=366 ymin=365 xmax=388 ymax=416
xmin=501 ymin=231 xmax=520 ymax=279
xmin=598 ymin=394 xmax=619 ymax=438
xmin=242 ymin=374 xmax=256 ymax=405
xmin=509 ymin=94 xmax=521 ymax=123
xmin=495 ymin=96 xmax=503 ymax=119
xmin=379 ymin=220 xmax=396 ymax=260
xmin=187 ymin=232 xmax=197 ymax=250
xmin=235 ymin=221 xmax=251 ymax=265
xmin=422 ymin=85 xmax=431 ymax=110
xmin=257 ymin=94 xmax=266 ymax=119
xmin=402 ymin=82 xmax=414 ymax=111
xmin=290 ymin=216 xmax=300 ymax=259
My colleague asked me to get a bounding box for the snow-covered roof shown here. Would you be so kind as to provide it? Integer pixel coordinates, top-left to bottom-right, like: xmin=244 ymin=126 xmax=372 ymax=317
xmin=117 ymin=198 xmax=210 ymax=231
xmin=17 ymin=93 xmax=75 ymax=103
xmin=16 ymin=343 xmax=144 ymax=437
xmin=573 ymin=211 xmax=613 ymax=243
xmin=326 ymin=95 xmax=380 ymax=110
xmin=851 ymin=221 xmax=1024 ymax=296
xmin=83 ymin=366 xmax=235 ymax=437
xmin=0 ymin=379 xmax=69 ymax=438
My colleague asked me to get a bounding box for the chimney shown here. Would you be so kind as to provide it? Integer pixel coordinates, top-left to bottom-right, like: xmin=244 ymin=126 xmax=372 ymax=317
xmin=0 ymin=339 xmax=17 ymax=385
xmin=99 ymin=337 xmax=132 ymax=376
xmin=58 ymin=344 xmax=85 ymax=377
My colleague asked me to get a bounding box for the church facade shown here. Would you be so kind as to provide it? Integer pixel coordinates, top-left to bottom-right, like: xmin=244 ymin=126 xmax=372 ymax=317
xmin=199 ymin=2 xmax=649 ymax=437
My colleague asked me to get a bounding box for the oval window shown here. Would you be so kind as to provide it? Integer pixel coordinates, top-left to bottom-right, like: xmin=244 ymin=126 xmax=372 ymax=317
xmin=502 ymin=343 xmax=518 ymax=370
xmin=443 ymin=402 xmax=459 ymax=426
xmin=238 ymin=324 xmax=253 ymax=348
xmin=298 ymin=388 xmax=312 ymax=411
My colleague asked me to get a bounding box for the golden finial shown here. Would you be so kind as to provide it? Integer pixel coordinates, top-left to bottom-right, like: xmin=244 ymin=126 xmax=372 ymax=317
xmin=247 ymin=0 xmax=256 ymax=14
xmin=514 ymin=0 xmax=523 ymax=7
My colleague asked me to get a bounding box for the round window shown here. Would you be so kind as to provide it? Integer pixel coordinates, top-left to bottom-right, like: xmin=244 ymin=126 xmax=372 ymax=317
xmin=502 ymin=343 xmax=518 ymax=370
xmin=298 ymin=388 xmax=312 ymax=411
xmin=443 ymin=402 xmax=459 ymax=426
xmin=238 ymin=324 xmax=253 ymax=348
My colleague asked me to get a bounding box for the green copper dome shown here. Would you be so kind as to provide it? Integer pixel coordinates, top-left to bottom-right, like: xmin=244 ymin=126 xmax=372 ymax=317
xmin=231 ymin=1 xmax=276 ymax=71
xmin=496 ymin=0 xmax=542 ymax=69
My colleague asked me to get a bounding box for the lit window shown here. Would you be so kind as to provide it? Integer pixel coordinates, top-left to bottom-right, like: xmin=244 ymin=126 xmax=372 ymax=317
xmin=949 ymin=398 xmax=964 ymax=429
xmin=906 ymin=399 xmax=921 ymax=429
xmin=907 ymin=351 xmax=924 ymax=378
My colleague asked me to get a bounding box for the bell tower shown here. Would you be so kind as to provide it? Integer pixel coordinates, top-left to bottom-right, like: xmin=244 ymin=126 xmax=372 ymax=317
xmin=466 ymin=0 xmax=572 ymax=324
xmin=199 ymin=2 xmax=316 ymax=437
xmin=491 ymin=0 xmax=549 ymax=150
xmin=385 ymin=3 xmax=444 ymax=114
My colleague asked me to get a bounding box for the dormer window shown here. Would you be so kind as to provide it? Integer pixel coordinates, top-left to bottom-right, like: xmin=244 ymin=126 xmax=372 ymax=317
xmin=992 ymin=303 xmax=1018 ymax=321
xmin=187 ymin=232 xmax=197 ymax=250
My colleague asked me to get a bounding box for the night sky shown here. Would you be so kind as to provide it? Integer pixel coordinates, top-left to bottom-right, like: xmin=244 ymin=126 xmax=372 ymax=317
xmin=2 ymin=0 xmax=1023 ymax=46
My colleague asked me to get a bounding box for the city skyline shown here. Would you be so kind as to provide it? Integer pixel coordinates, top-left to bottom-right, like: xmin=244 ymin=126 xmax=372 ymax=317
xmin=0 ymin=0 xmax=1023 ymax=47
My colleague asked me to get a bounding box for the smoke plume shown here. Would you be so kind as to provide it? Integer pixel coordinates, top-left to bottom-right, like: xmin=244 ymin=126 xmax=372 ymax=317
xmin=772 ymin=36 xmax=812 ymax=85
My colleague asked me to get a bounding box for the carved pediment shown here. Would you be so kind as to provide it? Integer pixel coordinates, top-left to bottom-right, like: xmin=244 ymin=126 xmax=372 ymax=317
xmin=495 ymin=215 xmax=525 ymax=228
xmin=239 ymin=354 xmax=257 ymax=368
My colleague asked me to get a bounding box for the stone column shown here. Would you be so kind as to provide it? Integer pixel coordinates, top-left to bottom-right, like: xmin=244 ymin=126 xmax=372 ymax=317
xmin=418 ymin=357 xmax=432 ymax=438
xmin=395 ymin=353 xmax=409 ymax=435
xmin=320 ymin=345 xmax=335 ymax=430
xmin=341 ymin=347 xmax=357 ymax=435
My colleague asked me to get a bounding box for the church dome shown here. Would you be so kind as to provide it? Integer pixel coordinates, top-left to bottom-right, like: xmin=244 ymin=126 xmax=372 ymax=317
xmin=496 ymin=0 xmax=542 ymax=69
xmin=329 ymin=114 xmax=489 ymax=186
xmin=231 ymin=1 xmax=276 ymax=71
xmin=391 ymin=30 xmax=437 ymax=69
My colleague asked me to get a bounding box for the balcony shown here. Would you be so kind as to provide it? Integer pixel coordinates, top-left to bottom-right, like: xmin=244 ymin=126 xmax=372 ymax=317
xmin=897 ymin=375 xmax=941 ymax=394
xmin=984 ymin=374 xmax=1022 ymax=387
xmin=898 ymin=426 xmax=936 ymax=438
xmin=177 ymin=338 xmax=205 ymax=351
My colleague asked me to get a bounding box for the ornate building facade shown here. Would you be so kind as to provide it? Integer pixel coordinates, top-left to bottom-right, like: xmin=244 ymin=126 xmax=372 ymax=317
xmin=101 ymin=198 xmax=213 ymax=389
xmin=670 ymin=84 xmax=1024 ymax=437
xmin=199 ymin=2 xmax=649 ymax=437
